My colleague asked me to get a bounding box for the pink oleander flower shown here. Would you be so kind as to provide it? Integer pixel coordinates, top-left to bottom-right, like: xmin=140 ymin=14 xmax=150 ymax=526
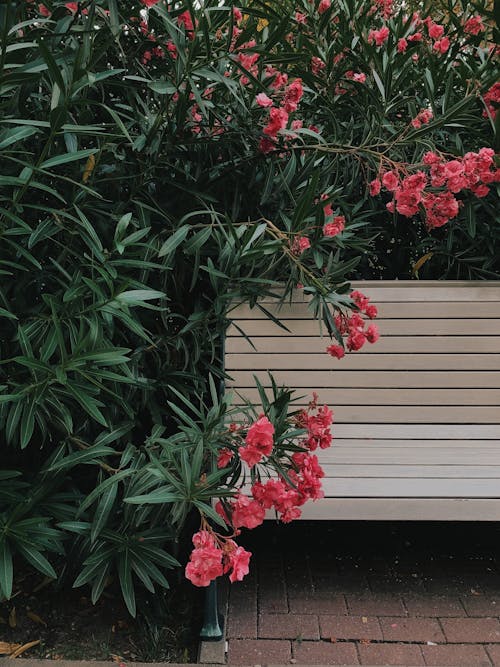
xmin=291 ymin=235 xmax=311 ymax=255
xmin=318 ymin=0 xmax=331 ymax=14
xmin=38 ymin=3 xmax=51 ymax=15
xmin=397 ymin=38 xmax=408 ymax=53
xmin=464 ymin=15 xmax=485 ymax=35
xmin=263 ymin=107 xmax=289 ymax=137
xmin=323 ymin=216 xmax=345 ymax=237
xmin=185 ymin=542 xmax=223 ymax=587
xmin=231 ymin=494 xmax=266 ymax=529
xmin=368 ymin=25 xmax=390 ymax=46
xmin=433 ymin=37 xmax=450 ymax=54
xmin=370 ymin=178 xmax=382 ymax=196
xmin=283 ymin=79 xmax=304 ymax=113
xmin=245 ymin=415 xmax=274 ymax=450
xmin=142 ymin=0 xmax=161 ymax=6
xmin=326 ymin=344 xmax=345 ymax=359
xmin=225 ymin=543 xmax=251 ymax=582
xmin=382 ymin=170 xmax=399 ymax=191
xmin=427 ymin=21 xmax=444 ymax=39
xmin=217 ymin=448 xmax=234 ymax=468
xmin=256 ymin=93 xmax=273 ymax=108
xmin=365 ymin=324 xmax=380 ymax=343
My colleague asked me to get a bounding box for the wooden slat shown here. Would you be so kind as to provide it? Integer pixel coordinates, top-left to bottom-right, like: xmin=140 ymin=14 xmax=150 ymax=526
xmin=331 ymin=424 xmax=500 ymax=439
xmin=226 ymin=353 xmax=500 ymax=371
xmin=255 ymin=281 xmax=500 ymax=303
xmin=227 ymin=370 xmax=500 ymax=389
xmin=329 ymin=406 xmax=500 ymax=423
xmin=296 ymin=498 xmax=500 ymax=521
xmin=321 ymin=464 xmax=500 ymax=478
xmin=226 ymin=336 xmax=500 ymax=354
xmin=229 ymin=388 xmax=500 ymax=406
xmin=227 ymin=319 xmax=496 ymax=337
xmin=229 ymin=302 xmax=500 ymax=320
xmin=325 ymin=439 xmax=500 ymax=449
xmin=320 ymin=478 xmax=500 ymax=497
xmin=322 ymin=448 xmax=500 ymax=465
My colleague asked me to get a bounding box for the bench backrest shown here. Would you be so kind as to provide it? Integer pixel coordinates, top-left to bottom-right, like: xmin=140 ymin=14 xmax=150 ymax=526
xmin=225 ymin=281 xmax=500 ymax=520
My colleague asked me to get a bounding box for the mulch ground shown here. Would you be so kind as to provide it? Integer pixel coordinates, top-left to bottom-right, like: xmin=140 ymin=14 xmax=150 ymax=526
xmin=0 ymin=571 xmax=203 ymax=662
xmin=226 ymin=521 xmax=500 ymax=665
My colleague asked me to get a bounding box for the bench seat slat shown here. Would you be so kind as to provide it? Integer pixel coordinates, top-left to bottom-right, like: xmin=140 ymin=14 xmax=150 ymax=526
xmin=226 ymin=353 xmax=500 ymax=371
xmin=226 ymin=336 xmax=500 ymax=355
xmin=229 ymin=302 xmax=500 ymax=319
xmin=320 ymin=478 xmax=500 ymax=497
xmin=227 ymin=370 xmax=500 ymax=388
xmin=230 ymin=388 xmax=500 ymax=406
xmin=332 ymin=424 xmax=500 ymax=439
xmin=321 ymin=464 xmax=500 ymax=478
xmin=298 ymin=498 xmax=500 ymax=521
xmin=227 ymin=319 xmax=498 ymax=336
xmin=323 ymin=448 xmax=500 ymax=465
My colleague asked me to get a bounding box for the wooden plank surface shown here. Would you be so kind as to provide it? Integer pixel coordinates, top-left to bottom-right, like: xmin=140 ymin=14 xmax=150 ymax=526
xmin=319 ymin=477 xmax=500 ymax=497
xmin=227 ymin=318 xmax=496 ymax=337
xmin=331 ymin=424 xmax=500 ymax=439
xmin=296 ymin=498 xmax=500 ymax=521
xmin=229 ymin=388 xmax=500 ymax=406
xmin=226 ymin=353 xmax=500 ymax=371
xmin=229 ymin=302 xmax=500 ymax=319
xmin=321 ymin=448 xmax=500 ymax=465
xmin=253 ymin=281 xmax=500 ymax=303
xmin=226 ymin=336 xmax=500 ymax=355
xmin=321 ymin=464 xmax=500 ymax=478
xmin=227 ymin=370 xmax=500 ymax=388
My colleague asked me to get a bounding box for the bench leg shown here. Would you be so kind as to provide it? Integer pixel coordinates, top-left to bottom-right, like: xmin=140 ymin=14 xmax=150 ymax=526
xmin=200 ymin=579 xmax=223 ymax=641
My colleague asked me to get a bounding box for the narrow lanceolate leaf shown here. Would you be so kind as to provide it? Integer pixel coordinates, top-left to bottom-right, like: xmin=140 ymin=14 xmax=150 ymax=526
xmin=118 ymin=550 xmax=136 ymax=617
xmin=40 ymin=149 xmax=98 ymax=170
xmin=0 ymin=541 xmax=13 ymax=599
xmin=16 ymin=545 xmax=56 ymax=579
xmin=115 ymin=289 xmax=165 ymax=304
xmin=90 ymin=482 xmax=118 ymax=543
xmin=158 ymin=225 xmax=190 ymax=257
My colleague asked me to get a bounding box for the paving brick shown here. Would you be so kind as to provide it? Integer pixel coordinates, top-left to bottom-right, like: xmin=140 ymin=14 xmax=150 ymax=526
xmin=292 ymin=640 xmax=359 ymax=665
xmin=314 ymin=573 xmax=371 ymax=594
xmin=441 ymin=617 xmax=500 ymax=643
xmin=379 ymin=616 xmax=445 ymax=643
xmin=258 ymin=575 xmax=288 ymax=614
xmin=319 ymin=615 xmax=383 ymax=641
xmin=404 ymin=594 xmax=465 ymax=617
xmin=369 ymin=574 xmax=427 ymax=595
xmin=422 ymin=643 xmax=491 ymax=666
xmin=346 ymin=593 xmax=407 ymax=616
xmin=227 ymin=610 xmax=257 ymax=639
xmin=226 ymin=638 xmax=291 ymax=665
xmin=485 ymin=644 xmax=500 ymax=664
xmin=462 ymin=595 xmax=500 ymax=617
xmin=357 ymin=642 xmax=425 ymax=665
xmin=258 ymin=613 xmax=319 ymax=640
xmin=289 ymin=592 xmax=347 ymax=615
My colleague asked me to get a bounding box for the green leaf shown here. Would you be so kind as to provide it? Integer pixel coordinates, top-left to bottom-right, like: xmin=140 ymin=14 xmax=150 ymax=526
xmin=125 ymin=487 xmax=183 ymax=504
xmin=0 ymin=541 xmax=13 ymax=599
xmin=91 ymin=482 xmax=118 ymax=543
xmin=158 ymin=225 xmax=190 ymax=257
xmin=45 ymin=445 xmax=115 ymax=472
xmin=115 ymin=289 xmax=165 ymax=304
xmin=118 ymin=550 xmax=136 ymax=617
xmin=41 ymin=148 xmax=98 ymax=170
xmin=66 ymin=385 xmax=108 ymax=427
xmin=17 ymin=544 xmax=56 ymax=579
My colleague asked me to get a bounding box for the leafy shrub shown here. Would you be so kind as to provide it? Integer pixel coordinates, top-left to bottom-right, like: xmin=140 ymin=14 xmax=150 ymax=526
xmin=0 ymin=0 xmax=498 ymax=614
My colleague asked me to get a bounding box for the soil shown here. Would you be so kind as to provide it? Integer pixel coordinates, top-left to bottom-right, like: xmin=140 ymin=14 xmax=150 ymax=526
xmin=0 ymin=569 xmax=204 ymax=662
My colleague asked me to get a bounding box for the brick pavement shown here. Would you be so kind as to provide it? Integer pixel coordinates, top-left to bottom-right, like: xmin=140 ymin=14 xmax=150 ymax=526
xmin=225 ymin=522 xmax=500 ymax=665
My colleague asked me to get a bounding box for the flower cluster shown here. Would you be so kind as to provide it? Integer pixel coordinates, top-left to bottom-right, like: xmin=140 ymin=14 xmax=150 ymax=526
xmin=327 ymin=291 xmax=379 ymax=359
xmin=371 ymin=148 xmax=500 ymax=229
xmin=185 ymin=528 xmax=251 ymax=587
xmin=186 ymin=397 xmax=334 ymax=587
xmin=259 ymin=77 xmax=304 ymax=153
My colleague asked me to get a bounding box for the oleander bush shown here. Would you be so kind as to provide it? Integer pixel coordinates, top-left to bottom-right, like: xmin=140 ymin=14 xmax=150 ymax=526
xmin=0 ymin=0 xmax=498 ymax=615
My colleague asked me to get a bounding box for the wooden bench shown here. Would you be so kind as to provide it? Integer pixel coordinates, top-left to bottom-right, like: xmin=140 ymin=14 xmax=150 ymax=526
xmin=225 ymin=280 xmax=500 ymax=521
